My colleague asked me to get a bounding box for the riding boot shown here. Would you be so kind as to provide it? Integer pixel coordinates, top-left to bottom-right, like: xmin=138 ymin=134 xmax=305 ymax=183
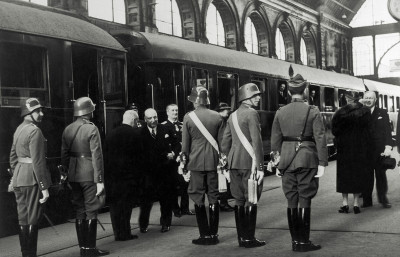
xmin=192 ymin=204 xmax=211 ymax=245
xmin=234 ymin=206 xmax=246 ymax=247
xmin=297 ymin=208 xmax=321 ymax=252
xmin=243 ymin=206 xmax=265 ymax=248
xmin=18 ymin=225 xmax=29 ymax=257
xmin=287 ymin=208 xmax=299 ymax=251
xmin=75 ymin=219 xmax=87 ymax=256
xmin=85 ymin=219 xmax=110 ymax=256
xmin=23 ymin=225 xmax=38 ymax=257
xmin=208 ymin=203 xmax=220 ymax=245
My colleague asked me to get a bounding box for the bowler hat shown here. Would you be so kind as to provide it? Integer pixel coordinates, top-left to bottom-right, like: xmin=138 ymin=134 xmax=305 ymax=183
xmin=215 ymin=102 xmax=231 ymax=112
xmin=187 ymin=86 xmax=210 ymax=105
xmin=288 ymin=74 xmax=308 ymax=95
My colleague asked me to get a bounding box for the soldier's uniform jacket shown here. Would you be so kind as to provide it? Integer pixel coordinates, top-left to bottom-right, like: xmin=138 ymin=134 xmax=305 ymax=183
xmin=271 ymin=99 xmax=328 ymax=171
xmin=10 ymin=121 xmax=51 ymax=190
xmin=161 ymin=119 xmax=183 ymax=156
xmin=221 ymin=104 xmax=264 ymax=171
xmin=181 ymin=106 xmax=224 ymax=171
xmin=61 ymin=119 xmax=104 ymax=183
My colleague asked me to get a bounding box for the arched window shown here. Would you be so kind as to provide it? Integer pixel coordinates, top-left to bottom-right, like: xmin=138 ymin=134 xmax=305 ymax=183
xmin=275 ymin=28 xmax=285 ymax=60
xmin=22 ymin=0 xmax=47 ymax=5
xmin=155 ymin=0 xmax=182 ymax=37
xmin=206 ymin=3 xmax=225 ymax=46
xmin=352 ymin=36 xmax=374 ymax=76
xmin=244 ymin=17 xmax=258 ymax=54
xmin=88 ymin=0 xmax=126 ymax=24
xmin=375 ymin=33 xmax=400 ymax=78
xmin=300 ymin=38 xmax=307 ymax=66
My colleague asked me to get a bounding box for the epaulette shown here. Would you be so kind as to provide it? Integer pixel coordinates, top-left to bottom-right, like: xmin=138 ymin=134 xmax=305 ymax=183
xmin=161 ymin=121 xmax=167 ymax=124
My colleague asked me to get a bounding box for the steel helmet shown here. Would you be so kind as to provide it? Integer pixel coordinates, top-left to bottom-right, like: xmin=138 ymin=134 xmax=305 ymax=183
xmin=238 ymin=83 xmax=261 ymax=102
xmin=21 ymin=98 xmax=43 ymax=117
xmin=74 ymin=97 xmax=95 ymax=117
xmin=187 ymin=86 xmax=210 ymax=105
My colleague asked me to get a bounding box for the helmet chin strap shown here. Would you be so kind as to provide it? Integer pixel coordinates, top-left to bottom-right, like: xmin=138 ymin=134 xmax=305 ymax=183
xmin=30 ymin=113 xmax=38 ymax=123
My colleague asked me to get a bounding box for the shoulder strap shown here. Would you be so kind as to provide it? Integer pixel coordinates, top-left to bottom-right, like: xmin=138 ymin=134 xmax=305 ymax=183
xmin=68 ymin=124 xmax=84 ymax=151
xmin=301 ymin=106 xmax=312 ymax=137
xmin=231 ymin=111 xmax=255 ymax=160
xmin=13 ymin=124 xmax=32 ymax=148
xmin=188 ymin=112 xmax=219 ymax=153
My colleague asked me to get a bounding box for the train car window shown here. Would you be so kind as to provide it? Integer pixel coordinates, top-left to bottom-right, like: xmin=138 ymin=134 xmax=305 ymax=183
xmin=396 ymin=97 xmax=399 ymax=111
xmin=308 ymin=85 xmax=320 ymax=109
xmin=389 ymin=96 xmax=395 ymax=112
xmin=379 ymin=94 xmax=383 ymax=108
xmin=102 ymin=57 xmax=125 ymax=106
xmin=251 ymin=77 xmax=267 ymax=111
xmin=0 ymin=43 xmax=49 ymax=107
xmin=324 ymin=87 xmax=335 ymax=112
xmin=216 ymin=72 xmax=237 ymax=110
xmin=383 ymin=95 xmax=388 ymax=110
xmin=338 ymin=89 xmax=348 ymax=107
xmin=189 ymin=68 xmax=209 ymax=111
xmin=277 ymin=81 xmax=289 ymax=107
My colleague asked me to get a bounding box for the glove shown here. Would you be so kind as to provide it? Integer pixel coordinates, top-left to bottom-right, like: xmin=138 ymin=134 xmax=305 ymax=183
xmin=182 ymin=170 xmax=191 ymax=182
xmin=96 ymin=183 xmax=105 ymax=196
xmin=382 ymin=146 xmax=392 ymax=157
xmin=276 ymin=170 xmax=283 ymax=178
xmin=223 ymin=169 xmax=230 ymax=183
xmin=39 ymin=189 xmax=49 ymax=204
xmin=314 ymin=165 xmax=325 ymax=178
xmin=256 ymin=170 xmax=264 ymax=185
xmin=167 ymin=151 xmax=175 ymax=160
xmin=7 ymin=179 xmax=14 ymax=193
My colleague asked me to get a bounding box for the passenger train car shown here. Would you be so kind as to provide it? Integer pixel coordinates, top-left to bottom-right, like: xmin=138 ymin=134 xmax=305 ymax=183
xmin=0 ymin=0 xmax=127 ymax=237
xmin=113 ymin=31 xmax=400 ymax=159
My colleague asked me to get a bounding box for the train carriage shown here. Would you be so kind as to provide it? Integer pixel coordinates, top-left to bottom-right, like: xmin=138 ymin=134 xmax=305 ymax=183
xmin=0 ymin=0 xmax=127 ymax=237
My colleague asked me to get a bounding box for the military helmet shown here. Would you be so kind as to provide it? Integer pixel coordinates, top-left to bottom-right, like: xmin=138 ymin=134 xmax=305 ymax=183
xmin=21 ymin=98 xmax=43 ymax=117
xmin=187 ymin=86 xmax=210 ymax=105
xmin=74 ymin=97 xmax=95 ymax=117
xmin=238 ymin=83 xmax=261 ymax=102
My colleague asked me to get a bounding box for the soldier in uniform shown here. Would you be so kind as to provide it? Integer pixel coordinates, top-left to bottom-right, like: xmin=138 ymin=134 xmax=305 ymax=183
xmin=181 ymin=86 xmax=225 ymax=245
xmin=271 ymin=73 xmax=327 ymax=252
xmin=221 ymin=84 xmax=266 ymax=248
xmin=9 ymin=98 xmax=51 ymax=257
xmin=104 ymin=110 xmax=142 ymax=241
xmin=61 ymin=97 xmax=109 ymax=257
xmin=161 ymin=104 xmax=194 ymax=217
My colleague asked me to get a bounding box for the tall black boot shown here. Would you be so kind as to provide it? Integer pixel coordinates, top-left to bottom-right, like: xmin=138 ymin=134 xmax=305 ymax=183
xmin=287 ymin=208 xmax=299 ymax=251
xmin=18 ymin=225 xmax=29 ymax=257
xmin=297 ymin=208 xmax=321 ymax=252
xmin=243 ymin=206 xmax=266 ymax=248
xmin=192 ymin=204 xmax=211 ymax=245
xmin=85 ymin=219 xmax=110 ymax=256
xmin=234 ymin=206 xmax=246 ymax=247
xmin=76 ymin=219 xmax=86 ymax=256
xmin=208 ymin=203 xmax=220 ymax=245
xmin=138 ymin=202 xmax=153 ymax=233
xmin=22 ymin=225 xmax=38 ymax=257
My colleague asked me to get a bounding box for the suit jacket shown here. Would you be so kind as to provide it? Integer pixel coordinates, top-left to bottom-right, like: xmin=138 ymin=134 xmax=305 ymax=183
xmin=221 ymin=104 xmax=264 ymax=171
xmin=181 ymin=106 xmax=224 ymax=171
xmin=10 ymin=121 xmax=51 ymax=190
xmin=271 ymin=99 xmax=328 ymax=171
xmin=370 ymin=107 xmax=393 ymax=153
xmin=61 ymin=118 xmax=104 ymax=183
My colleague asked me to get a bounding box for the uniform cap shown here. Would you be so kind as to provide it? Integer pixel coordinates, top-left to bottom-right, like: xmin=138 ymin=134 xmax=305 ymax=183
xmin=73 ymin=97 xmax=95 ymax=117
xmin=215 ymin=102 xmax=231 ymax=112
xmin=238 ymin=83 xmax=261 ymax=102
xmin=126 ymin=102 xmax=139 ymax=112
xmin=187 ymin=86 xmax=210 ymax=105
xmin=21 ymin=98 xmax=43 ymax=117
xmin=288 ymin=74 xmax=308 ymax=95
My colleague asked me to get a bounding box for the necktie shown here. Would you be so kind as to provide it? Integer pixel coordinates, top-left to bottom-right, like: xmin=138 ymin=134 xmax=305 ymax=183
xmin=151 ymin=128 xmax=156 ymax=139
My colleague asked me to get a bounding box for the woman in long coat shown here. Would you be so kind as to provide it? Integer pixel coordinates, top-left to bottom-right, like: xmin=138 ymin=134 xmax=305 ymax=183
xmin=332 ymin=92 xmax=372 ymax=214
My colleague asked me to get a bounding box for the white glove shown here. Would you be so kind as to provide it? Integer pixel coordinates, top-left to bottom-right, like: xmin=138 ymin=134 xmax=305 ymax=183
xmin=39 ymin=189 xmax=49 ymax=204
xmin=96 ymin=183 xmax=105 ymax=196
xmin=8 ymin=179 xmax=14 ymax=193
xmin=256 ymin=170 xmax=264 ymax=185
xmin=183 ymin=170 xmax=191 ymax=182
xmin=167 ymin=151 xmax=175 ymax=160
xmin=314 ymin=165 xmax=325 ymax=178
xmin=382 ymin=146 xmax=392 ymax=157
xmin=223 ymin=169 xmax=230 ymax=183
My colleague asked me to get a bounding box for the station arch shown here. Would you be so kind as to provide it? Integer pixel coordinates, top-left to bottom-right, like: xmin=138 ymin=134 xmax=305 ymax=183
xmin=273 ymin=13 xmax=296 ymax=62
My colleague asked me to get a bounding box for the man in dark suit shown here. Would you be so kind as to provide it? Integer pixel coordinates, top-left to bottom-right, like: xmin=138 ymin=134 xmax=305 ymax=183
xmin=104 ymin=110 xmax=142 ymax=241
xmin=362 ymin=91 xmax=394 ymax=208
xmin=221 ymin=84 xmax=266 ymax=248
xmin=181 ymin=86 xmax=225 ymax=245
xmin=271 ymin=73 xmax=327 ymax=252
xmin=61 ymin=97 xmax=109 ymax=257
xmin=161 ymin=104 xmax=194 ymax=217
xmin=139 ymin=108 xmax=176 ymax=233
xmin=278 ymin=83 xmax=287 ymax=106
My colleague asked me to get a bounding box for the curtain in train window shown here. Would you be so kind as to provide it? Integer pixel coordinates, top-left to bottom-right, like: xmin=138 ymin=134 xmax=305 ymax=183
xmin=102 ymin=57 xmax=124 ymax=107
xmin=0 ymin=43 xmax=48 ymax=107
xmin=324 ymin=87 xmax=335 ymax=112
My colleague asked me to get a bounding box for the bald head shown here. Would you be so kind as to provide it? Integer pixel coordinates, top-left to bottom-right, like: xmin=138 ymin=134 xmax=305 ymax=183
xmin=363 ymin=91 xmax=377 ymax=109
xmin=122 ymin=110 xmax=138 ymax=127
xmin=144 ymin=108 xmax=158 ymax=128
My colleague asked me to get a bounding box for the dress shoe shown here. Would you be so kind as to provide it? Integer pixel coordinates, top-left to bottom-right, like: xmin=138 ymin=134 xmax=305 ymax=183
xmin=382 ymin=203 xmax=392 ymax=208
xmin=242 ymin=238 xmax=266 ymax=248
xmin=181 ymin=209 xmax=195 ymax=215
xmin=140 ymin=227 xmax=148 ymax=233
xmin=173 ymin=209 xmax=182 ymax=218
xmin=296 ymin=241 xmax=321 ymax=252
xmin=220 ymin=204 xmax=234 ymax=212
xmin=192 ymin=236 xmax=212 ymax=245
xmin=338 ymin=205 xmax=349 ymax=213
xmin=353 ymin=206 xmax=361 ymax=214
xmin=115 ymin=234 xmax=138 ymax=241
xmin=161 ymin=226 xmax=170 ymax=233
xmin=361 ymin=202 xmax=372 ymax=208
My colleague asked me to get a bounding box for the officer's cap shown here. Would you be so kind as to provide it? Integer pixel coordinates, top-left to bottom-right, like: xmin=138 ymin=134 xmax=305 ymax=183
xmin=288 ymin=74 xmax=308 ymax=95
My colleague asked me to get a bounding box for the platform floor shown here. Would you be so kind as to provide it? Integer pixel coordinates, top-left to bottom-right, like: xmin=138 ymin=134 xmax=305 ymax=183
xmin=2 ymin=156 xmax=400 ymax=257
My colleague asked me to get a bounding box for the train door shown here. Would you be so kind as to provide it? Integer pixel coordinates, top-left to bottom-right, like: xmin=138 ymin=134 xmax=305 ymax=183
xmin=189 ymin=67 xmax=210 ymax=113
xmin=214 ymin=71 xmax=238 ymax=110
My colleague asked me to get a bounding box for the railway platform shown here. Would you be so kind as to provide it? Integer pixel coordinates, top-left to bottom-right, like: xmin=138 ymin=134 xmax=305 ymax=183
xmin=1 ymin=156 xmax=400 ymax=257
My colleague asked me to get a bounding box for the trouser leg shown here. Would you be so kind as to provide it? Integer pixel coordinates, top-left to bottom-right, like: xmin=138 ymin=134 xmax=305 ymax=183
xmin=375 ymin=166 xmax=389 ymax=204
xmin=139 ymin=202 xmax=153 ymax=231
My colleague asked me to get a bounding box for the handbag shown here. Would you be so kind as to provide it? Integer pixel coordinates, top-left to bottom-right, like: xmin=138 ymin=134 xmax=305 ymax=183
xmin=380 ymin=156 xmax=396 ymax=170
xmin=248 ymin=173 xmax=258 ymax=204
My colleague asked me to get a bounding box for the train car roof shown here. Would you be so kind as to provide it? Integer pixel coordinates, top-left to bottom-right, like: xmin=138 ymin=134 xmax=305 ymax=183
xmin=363 ymin=79 xmax=400 ymax=96
xmin=0 ymin=0 xmax=125 ymax=52
xmin=118 ymin=32 xmax=366 ymax=91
